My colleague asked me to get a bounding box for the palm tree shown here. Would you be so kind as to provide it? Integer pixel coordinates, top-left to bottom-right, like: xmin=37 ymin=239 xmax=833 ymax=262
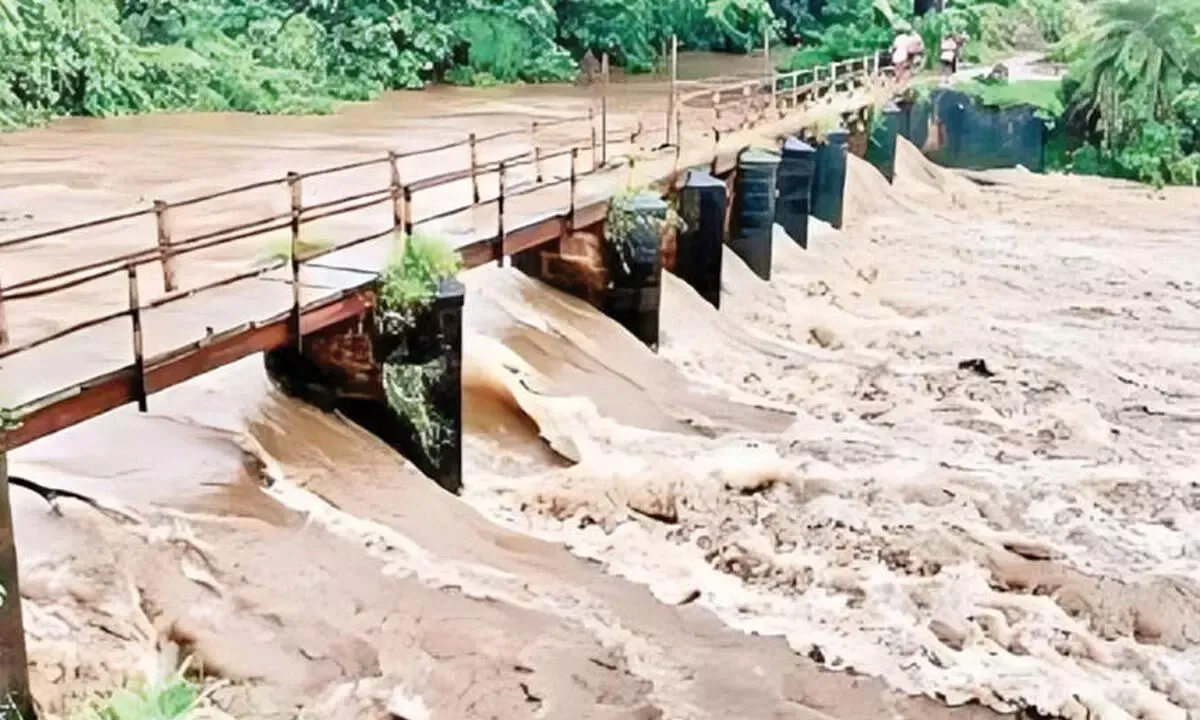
xmin=1069 ymin=0 xmax=1200 ymax=142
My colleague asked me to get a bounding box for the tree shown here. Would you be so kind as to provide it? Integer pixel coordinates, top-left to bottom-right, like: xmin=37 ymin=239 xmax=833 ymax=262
xmin=1067 ymin=0 xmax=1200 ymax=143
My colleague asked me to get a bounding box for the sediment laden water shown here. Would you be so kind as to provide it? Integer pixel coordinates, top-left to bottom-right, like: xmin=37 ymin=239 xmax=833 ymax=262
xmin=6 ymin=65 xmax=1200 ymax=719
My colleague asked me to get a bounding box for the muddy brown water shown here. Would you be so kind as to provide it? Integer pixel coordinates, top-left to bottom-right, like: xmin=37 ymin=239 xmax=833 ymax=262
xmin=6 ymin=51 xmax=1200 ymax=720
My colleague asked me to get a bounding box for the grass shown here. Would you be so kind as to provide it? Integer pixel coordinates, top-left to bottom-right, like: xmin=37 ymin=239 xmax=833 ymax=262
xmin=377 ymin=232 xmax=462 ymax=323
xmin=951 ymin=78 xmax=1065 ymax=116
xmin=70 ymin=673 xmax=204 ymax=720
xmin=257 ymin=235 xmax=334 ymax=266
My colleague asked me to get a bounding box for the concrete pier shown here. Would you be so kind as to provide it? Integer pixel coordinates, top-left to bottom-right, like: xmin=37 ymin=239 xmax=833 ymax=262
xmin=730 ymin=148 xmax=782 ymax=280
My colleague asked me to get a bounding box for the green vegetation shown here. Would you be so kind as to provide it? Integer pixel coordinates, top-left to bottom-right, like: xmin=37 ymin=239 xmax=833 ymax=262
xmin=778 ymin=0 xmax=1079 ymax=73
xmin=383 ymin=360 xmax=448 ymax=463
xmin=0 ymin=0 xmax=780 ymax=127
xmin=1056 ymin=0 xmax=1200 ymax=186
xmin=377 ymin=232 xmax=461 ymax=331
xmin=605 ymin=186 xmax=682 ymax=275
xmin=374 ymin=232 xmax=459 ymax=466
xmin=0 ymin=407 xmax=17 ymax=433
xmin=952 ymin=77 xmax=1064 ymax=117
xmin=71 ymin=672 xmax=203 ymax=720
xmin=259 ymin=235 xmax=333 ymax=266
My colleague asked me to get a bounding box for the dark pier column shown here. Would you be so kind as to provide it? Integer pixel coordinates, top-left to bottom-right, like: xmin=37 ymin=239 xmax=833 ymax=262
xmin=730 ymin=147 xmax=781 ymax=281
xmin=512 ymin=195 xmax=664 ymax=351
xmin=674 ymin=170 xmax=728 ymax=309
xmin=812 ymin=128 xmax=849 ymax=230
xmin=265 ymin=278 xmax=465 ymax=494
xmin=604 ymin=192 xmax=666 ymax=351
xmin=775 ymin=137 xmax=817 ymax=249
xmin=867 ymin=101 xmax=903 ymax=183
xmin=0 ymin=452 xmax=32 ymax=720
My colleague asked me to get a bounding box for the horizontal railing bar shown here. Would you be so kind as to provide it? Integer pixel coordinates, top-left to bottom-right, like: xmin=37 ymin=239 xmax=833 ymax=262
xmin=300 ymin=187 xmax=392 ymax=216
xmin=0 ymin=207 xmax=153 ymax=250
xmin=169 ymin=177 xmax=287 ymax=209
xmin=294 ymin=155 xmax=389 ymax=181
xmin=300 ymin=193 xmax=392 ymax=225
xmin=0 ymin=306 xmax=131 ymax=360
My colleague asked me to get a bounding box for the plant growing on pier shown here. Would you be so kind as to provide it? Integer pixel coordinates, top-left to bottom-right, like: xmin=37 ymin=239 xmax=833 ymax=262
xmin=0 ymin=406 xmax=19 ymax=434
xmin=376 ymin=232 xmax=462 ymax=333
xmin=605 ymin=185 xmax=683 ymax=276
xmin=383 ymin=360 xmax=450 ymax=465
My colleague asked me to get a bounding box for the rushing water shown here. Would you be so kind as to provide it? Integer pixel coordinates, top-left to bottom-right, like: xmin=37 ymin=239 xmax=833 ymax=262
xmin=6 ymin=52 xmax=1200 ymax=720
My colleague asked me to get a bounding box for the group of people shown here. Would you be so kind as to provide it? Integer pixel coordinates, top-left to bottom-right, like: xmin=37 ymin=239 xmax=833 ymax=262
xmin=888 ymin=29 xmax=969 ymax=80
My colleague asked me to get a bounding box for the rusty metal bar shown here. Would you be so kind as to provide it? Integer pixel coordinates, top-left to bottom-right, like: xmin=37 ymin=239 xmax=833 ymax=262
xmin=164 ymin=177 xmax=286 ymax=210
xmin=295 ymin=154 xmax=389 ymax=181
xmin=601 ymin=53 xmax=610 ymax=167
xmin=506 ymin=174 xmax=570 ymax=199
xmin=567 ymin=148 xmax=578 ymax=233
xmin=6 ymin=264 xmax=125 ymax=302
xmin=287 ymin=172 xmax=303 ymax=351
xmin=667 ymin=34 xmax=678 ymax=145
xmin=495 ymin=162 xmax=507 ymax=265
xmin=0 ymin=206 xmax=153 ymax=251
xmin=403 ymin=186 xmax=414 ymax=237
xmin=0 ymin=306 xmax=130 ymax=361
xmin=153 ymin=200 xmax=177 ymax=293
xmin=389 ymin=150 xmax=403 ymax=229
xmin=299 ymin=187 xmax=391 ymax=217
xmin=0 ymin=274 xmax=7 ymax=349
xmin=393 ymin=137 xmax=469 ymax=160
xmin=469 ymin=133 xmax=480 ymax=204
xmin=126 ymin=263 xmax=148 ymax=412
xmin=532 ymin=121 xmax=543 ymax=183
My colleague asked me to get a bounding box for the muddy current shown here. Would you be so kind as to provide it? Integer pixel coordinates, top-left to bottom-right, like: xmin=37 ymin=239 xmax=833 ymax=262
xmin=6 ymin=62 xmax=1200 ymax=719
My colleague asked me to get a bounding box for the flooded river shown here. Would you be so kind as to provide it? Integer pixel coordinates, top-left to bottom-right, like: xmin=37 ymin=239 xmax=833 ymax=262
xmin=5 ymin=52 xmax=1200 ymax=720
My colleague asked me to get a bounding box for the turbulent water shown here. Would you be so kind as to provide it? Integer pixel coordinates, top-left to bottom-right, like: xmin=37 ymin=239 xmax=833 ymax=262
xmin=6 ymin=62 xmax=1200 ymax=719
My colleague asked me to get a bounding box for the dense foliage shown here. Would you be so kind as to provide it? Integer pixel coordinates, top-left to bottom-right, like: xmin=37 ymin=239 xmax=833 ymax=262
xmin=778 ymin=0 xmax=1081 ymax=72
xmin=0 ymin=0 xmax=781 ymax=125
xmin=1056 ymin=0 xmax=1200 ymax=186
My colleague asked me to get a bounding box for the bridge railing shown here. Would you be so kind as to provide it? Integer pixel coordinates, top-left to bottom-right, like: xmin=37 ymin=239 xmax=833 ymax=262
xmin=0 ymin=51 xmax=888 ymax=448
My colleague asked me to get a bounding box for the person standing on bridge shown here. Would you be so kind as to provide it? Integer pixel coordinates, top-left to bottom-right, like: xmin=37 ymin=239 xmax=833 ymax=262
xmin=890 ymin=26 xmax=925 ymax=82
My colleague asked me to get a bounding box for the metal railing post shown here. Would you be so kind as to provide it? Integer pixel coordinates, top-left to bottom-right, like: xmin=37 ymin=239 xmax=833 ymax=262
xmin=153 ymin=200 xmax=177 ymax=293
xmin=532 ymin=122 xmax=543 ymax=183
xmin=286 ymin=171 xmax=303 ymax=351
xmin=468 ymin=133 xmax=480 ymax=204
xmin=388 ymin=150 xmax=403 ymax=229
xmin=496 ymin=162 xmax=507 ymax=265
xmin=601 ymin=53 xmax=610 ymax=167
xmin=667 ymin=35 xmax=678 ymax=145
xmin=567 ymin=148 xmax=578 ymax=233
xmin=126 ymin=263 xmax=147 ymax=412
xmin=403 ymin=185 xmax=414 ymax=238
xmin=0 ymin=275 xmax=7 ymax=350
xmin=589 ymin=108 xmax=598 ymax=170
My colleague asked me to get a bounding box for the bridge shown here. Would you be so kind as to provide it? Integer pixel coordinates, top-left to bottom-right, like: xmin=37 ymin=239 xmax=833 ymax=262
xmin=0 ymin=53 xmax=894 ymax=452
xmin=0 ymin=51 xmax=901 ymax=716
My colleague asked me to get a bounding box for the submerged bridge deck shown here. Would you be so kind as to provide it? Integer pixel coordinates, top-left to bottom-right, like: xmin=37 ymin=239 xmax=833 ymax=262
xmin=0 ymin=54 xmax=894 ymax=450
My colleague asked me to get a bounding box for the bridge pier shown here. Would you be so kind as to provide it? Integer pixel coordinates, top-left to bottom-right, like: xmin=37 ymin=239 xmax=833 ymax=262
xmin=0 ymin=452 xmax=32 ymax=720
xmin=812 ymin=128 xmax=850 ymax=230
xmin=673 ymin=170 xmax=728 ymax=309
xmin=866 ymin=101 xmax=903 ymax=183
xmin=729 ymin=148 xmax=782 ymax=281
xmin=264 ymin=279 xmax=465 ymax=494
xmin=775 ymin=138 xmax=818 ymax=249
xmin=514 ymin=193 xmax=666 ymax=351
